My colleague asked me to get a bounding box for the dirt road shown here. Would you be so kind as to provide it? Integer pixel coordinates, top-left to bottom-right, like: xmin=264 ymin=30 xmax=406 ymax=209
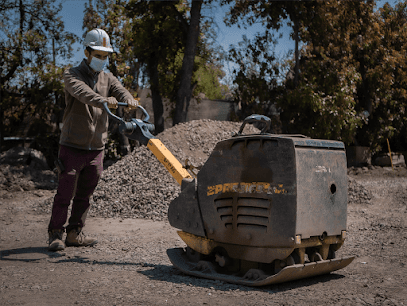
xmin=0 ymin=168 xmax=406 ymax=306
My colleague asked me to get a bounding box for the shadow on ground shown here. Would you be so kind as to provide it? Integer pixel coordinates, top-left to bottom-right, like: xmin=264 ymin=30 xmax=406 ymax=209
xmin=0 ymin=246 xmax=63 ymax=262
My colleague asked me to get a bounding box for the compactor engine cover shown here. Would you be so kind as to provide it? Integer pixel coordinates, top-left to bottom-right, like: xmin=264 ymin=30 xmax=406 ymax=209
xmin=168 ymin=133 xmax=354 ymax=285
xmin=211 ymin=135 xmax=345 ymax=241
xmin=105 ymin=104 xmax=354 ymax=285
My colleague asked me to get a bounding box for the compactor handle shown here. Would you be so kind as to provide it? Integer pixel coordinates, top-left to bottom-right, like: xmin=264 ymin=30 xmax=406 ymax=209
xmin=104 ymin=101 xmax=150 ymax=123
xmin=236 ymin=114 xmax=271 ymax=136
xmin=103 ymin=102 xmax=124 ymax=125
xmin=119 ymin=102 xmax=150 ymax=122
xmin=102 ymin=101 xmax=155 ymax=145
xmin=102 ymin=101 xmax=192 ymax=185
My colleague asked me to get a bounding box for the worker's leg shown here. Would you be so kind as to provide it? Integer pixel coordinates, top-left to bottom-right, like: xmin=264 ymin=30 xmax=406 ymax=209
xmin=48 ymin=145 xmax=86 ymax=251
xmin=65 ymin=150 xmax=103 ymax=247
xmin=48 ymin=145 xmax=85 ymax=231
xmin=66 ymin=149 xmax=104 ymax=231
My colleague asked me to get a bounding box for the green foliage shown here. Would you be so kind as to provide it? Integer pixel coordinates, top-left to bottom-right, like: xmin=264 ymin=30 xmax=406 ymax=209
xmin=226 ymin=31 xmax=281 ymax=119
xmin=104 ymin=131 xmax=121 ymax=161
xmin=193 ymin=58 xmax=228 ymax=101
xmin=278 ymin=62 xmax=365 ymax=143
xmin=169 ymin=52 xmax=227 ymax=101
xmin=0 ymin=0 xmax=77 ymax=141
xmin=297 ymin=0 xmax=407 ymax=151
xmin=355 ymin=2 xmax=407 ymax=151
xmin=127 ymin=0 xmax=227 ymax=101
xmin=224 ymin=0 xmax=407 ymax=152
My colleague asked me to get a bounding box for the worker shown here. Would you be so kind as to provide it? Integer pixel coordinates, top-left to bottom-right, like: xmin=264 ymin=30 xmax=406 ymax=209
xmin=47 ymin=29 xmax=138 ymax=251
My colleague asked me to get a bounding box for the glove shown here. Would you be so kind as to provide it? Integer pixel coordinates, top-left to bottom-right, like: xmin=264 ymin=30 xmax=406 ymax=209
xmin=106 ymin=97 xmax=118 ymax=109
xmin=127 ymin=98 xmax=139 ymax=110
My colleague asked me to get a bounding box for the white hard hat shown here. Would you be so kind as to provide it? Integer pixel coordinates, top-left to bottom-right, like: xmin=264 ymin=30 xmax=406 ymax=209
xmin=84 ymin=28 xmax=113 ymax=52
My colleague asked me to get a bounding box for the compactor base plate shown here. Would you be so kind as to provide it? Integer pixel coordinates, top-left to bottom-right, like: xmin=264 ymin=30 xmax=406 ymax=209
xmin=167 ymin=248 xmax=355 ymax=286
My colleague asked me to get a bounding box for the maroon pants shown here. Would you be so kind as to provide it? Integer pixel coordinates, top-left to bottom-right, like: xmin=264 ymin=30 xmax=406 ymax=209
xmin=48 ymin=145 xmax=104 ymax=232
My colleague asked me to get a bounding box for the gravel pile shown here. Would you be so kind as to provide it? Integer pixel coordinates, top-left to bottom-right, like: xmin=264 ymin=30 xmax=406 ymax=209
xmin=348 ymin=177 xmax=372 ymax=204
xmin=0 ymin=148 xmax=57 ymax=197
xmin=89 ymin=119 xmax=260 ymax=221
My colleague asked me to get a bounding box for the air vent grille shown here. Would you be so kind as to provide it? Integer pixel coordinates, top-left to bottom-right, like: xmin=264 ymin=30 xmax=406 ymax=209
xmin=215 ymin=197 xmax=271 ymax=232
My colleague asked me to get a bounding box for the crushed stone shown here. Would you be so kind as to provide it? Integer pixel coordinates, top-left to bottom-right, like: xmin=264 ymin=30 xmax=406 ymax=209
xmin=348 ymin=177 xmax=372 ymax=205
xmin=89 ymin=119 xmax=260 ymax=220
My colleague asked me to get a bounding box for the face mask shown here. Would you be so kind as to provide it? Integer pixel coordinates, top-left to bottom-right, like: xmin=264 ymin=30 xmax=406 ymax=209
xmin=89 ymin=57 xmax=108 ymax=72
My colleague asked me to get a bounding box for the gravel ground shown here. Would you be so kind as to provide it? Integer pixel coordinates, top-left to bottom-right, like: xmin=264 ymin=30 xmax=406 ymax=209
xmin=0 ymin=119 xmax=406 ymax=305
xmin=0 ymin=167 xmax=406 ymax=305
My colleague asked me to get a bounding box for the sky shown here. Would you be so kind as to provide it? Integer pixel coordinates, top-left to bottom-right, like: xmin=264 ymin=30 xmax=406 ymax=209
xmin=60 ymin=1 xmax=293 ymax=67
xmin=59 ymin=0 xmax=400 ymax=82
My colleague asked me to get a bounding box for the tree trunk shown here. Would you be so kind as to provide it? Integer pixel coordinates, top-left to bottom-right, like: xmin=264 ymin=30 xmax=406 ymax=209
xmin=173 ymin=0 xmax=202 ymax=125
xmin=293 ymin=16 xmax=300 ymax=88
xmin=0 ymin=89 xmax=3 ymax=152
xmin=148 ymin=61 xmax=164 ymax=134
xmin=19 ymin=0 xmax=24 ymax=36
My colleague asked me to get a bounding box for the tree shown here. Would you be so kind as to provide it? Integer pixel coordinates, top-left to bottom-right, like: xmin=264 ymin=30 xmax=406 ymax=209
xmin=227 ymin=33 xmax=281 ymax=119
xmin=126 ymin=0 xmax=189 ymax=133
xmin=352 ymin=2 xmax=407 ymax=151
xmin=0 ymin=0 xmax=77 ymax=151
xmin=276 ymin=1 xmax=368 ymax=143
xmin=127 ymin=0 xmax=227 ymax=130
xmin=222 ymin=1 xmax=309 ymax=127
xmin=223 ymin=0 xmax=310 ymax=88
xmin=223 ymin=0 xmax=407 ymax=151
xmin=173 ymin=0 xmax=203 ymax=125
xmin=296 ymin=0 xmax=407 ymax=151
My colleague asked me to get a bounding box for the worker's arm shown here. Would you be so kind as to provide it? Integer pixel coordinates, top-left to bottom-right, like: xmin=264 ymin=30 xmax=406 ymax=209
xmin=63 ymin=68 xmax=111 ymax=108
xmin=108 ymin=74 xmax=139 ymax=109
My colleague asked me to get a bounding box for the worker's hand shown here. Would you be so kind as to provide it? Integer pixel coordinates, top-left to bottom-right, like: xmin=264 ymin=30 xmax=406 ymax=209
xmin=106 ymin=97 xmax=118 ymax=109
xmin=127 ymin=98 xmax=140 ymax=110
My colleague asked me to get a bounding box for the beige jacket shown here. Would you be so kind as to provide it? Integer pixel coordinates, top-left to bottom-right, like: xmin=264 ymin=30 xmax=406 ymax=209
xmin=60 ymin=59 xmax=134 ymax=150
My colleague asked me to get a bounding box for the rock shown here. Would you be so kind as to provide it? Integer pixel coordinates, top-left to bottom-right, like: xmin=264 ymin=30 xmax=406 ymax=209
xmin=348 ymin=177 xmax=372 ymax=205
xmin=0 ymin=147 xmax=49 ymax=170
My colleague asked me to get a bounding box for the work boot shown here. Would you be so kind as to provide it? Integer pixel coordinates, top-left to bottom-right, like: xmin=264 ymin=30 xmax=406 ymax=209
xmin=65 ymin=227 xmax=98 ymax=247
xmin=48 ymin=229 xmax=65 ymax=252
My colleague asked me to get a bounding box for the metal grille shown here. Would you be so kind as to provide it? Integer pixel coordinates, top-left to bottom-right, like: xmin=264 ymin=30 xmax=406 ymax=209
xmin=215 ymin=197 xmax=271 ymax=232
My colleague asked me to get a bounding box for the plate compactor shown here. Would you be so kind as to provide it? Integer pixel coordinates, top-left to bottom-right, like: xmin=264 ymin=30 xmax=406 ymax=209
xmin=105 ymin=102 xmax=355 ymax=286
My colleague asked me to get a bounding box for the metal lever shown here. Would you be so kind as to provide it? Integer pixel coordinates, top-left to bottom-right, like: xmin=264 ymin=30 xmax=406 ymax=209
xmin=102 ymin=102 xmax=155 ymax=145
